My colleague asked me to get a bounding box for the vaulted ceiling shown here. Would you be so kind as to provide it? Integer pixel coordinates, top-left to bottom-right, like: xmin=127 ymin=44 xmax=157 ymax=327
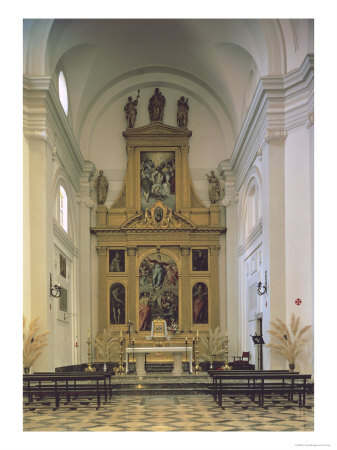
xmin=23 ymin=19 xmax=313 ymax=160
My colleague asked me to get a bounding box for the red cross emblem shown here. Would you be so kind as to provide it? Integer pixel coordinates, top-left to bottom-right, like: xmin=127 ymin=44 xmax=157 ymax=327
xmin=265 ymin=300 xmax=268 ymax=308
xmin=295 ymin=298 xmax=302 ymax=306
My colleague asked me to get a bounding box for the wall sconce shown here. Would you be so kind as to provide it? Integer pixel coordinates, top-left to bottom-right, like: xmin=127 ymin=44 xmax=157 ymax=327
xmin=257 ymin=270 xmax=267 ymax=296
xmin=50 ymin=274 xmax=62 ymax=298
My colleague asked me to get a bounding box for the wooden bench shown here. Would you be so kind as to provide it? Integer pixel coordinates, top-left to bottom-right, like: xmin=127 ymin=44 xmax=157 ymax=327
xmin=23 ymin=373 xmax=111 ymax=409
xmin=208 ymin=370 xmax=311 ymax=408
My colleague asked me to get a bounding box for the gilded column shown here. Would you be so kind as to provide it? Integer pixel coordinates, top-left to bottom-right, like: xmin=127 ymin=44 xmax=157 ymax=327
xmin=127 ymin=246 xmax=137 ymax=327
xmin=96 ymin=246 xmax=108 ymax=332
xmin=180 ymin=246 xmax=190 ymax=331
xmin=210 ymin=245 xmax=220 ymax=330
xmin=179 ymin=144 xmax=190 ymax=214
xmin=126 ymin=145 xmax=136 ymax=216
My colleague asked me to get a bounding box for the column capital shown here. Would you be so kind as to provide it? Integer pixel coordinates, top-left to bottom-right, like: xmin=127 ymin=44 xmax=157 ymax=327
xmin=180 ymin=246 xmax=190 ymax=256
xmin=127 ymin=246 xmax=137 ymax=256
xmin=210 ymin=245 xmax=221 ymax=256
xmin=96 ymin=246 xmax=108 ymax=256
xmin=265 ymin=129 xmax=288 ymax=144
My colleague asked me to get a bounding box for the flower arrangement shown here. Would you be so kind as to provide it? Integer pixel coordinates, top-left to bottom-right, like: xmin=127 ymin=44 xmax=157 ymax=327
xmin=23 ymin=315 xmax=50 ymax=373
xmin=167 ymin=323 xmax=179 ymax=334
xmin=200 ymin=326 xmax=226 ymax=361
xmin=266 ymin=313 xmax=311 ymax=368
xmin=94 ymin=328 xmax=116 ymax=362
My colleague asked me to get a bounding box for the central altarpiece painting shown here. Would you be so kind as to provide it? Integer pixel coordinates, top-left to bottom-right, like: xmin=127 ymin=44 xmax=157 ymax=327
xmin=91 ymin=90 xmax=225 ymax=357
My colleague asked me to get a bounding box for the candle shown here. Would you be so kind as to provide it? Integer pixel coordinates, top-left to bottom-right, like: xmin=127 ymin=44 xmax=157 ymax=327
xmin=88 ymin=330 xmax=90 ymax=339
xmin=226 ymin=330 xmax=228 ymax=337
xmin=120 ymin=329 xmax=122 ymax=337
xmin=197 ymin=329 xmax=199 ymax=338
xmin=185 ymin=337 xmax=188 ymax=345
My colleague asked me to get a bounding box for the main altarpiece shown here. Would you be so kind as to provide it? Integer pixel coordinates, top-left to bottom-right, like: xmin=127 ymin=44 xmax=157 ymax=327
xmin=91 ymin=90 xmax=225 ymax=357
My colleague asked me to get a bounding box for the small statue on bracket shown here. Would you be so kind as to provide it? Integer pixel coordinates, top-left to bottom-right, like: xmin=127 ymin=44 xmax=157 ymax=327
xmin=148 ymin=88 xmax=166 ymax=122
xmin=94 ymin=170 xmax=109 ymax=205
xmin=124 ymin=90 xmax=140 ymax=128
xmin=206 ymin=170 xmax=220 ymax=204
xmin=177 ymin=96 xmax=189 ymax=128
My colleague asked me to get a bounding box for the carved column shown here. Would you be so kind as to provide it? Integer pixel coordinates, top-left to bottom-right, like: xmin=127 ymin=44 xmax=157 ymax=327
xmin=126 ymin=145 xmax=136 ymax=216
xmin=179 ymin=144 xmax=190 ymax=214
xmin=96 ymin=246 xmax=108 ymax=332
xmin=180 ymin=246 xmax=190 ymax=331
xmin=210 ymin=245 xmax=220 ymax=330
xmin=127 ymin=246 xmax=137 ymax=327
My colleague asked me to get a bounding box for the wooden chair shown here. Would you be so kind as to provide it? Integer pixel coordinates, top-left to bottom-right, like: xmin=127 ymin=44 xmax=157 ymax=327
xmin=232 ymin=351 xmax=250 ymax=369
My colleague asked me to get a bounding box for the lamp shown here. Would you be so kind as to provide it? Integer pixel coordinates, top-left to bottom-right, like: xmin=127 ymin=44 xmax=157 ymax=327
xmin=257 ymin=270 xmax=267 ymax=295
xmin=50 ymin=274 xmax=62 ymax=298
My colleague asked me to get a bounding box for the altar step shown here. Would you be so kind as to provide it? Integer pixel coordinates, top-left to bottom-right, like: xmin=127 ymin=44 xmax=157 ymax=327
xmin=110 ymin=373 xmax=211 ymax=395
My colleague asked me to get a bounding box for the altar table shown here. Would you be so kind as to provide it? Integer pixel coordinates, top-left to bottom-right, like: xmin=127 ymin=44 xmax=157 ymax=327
xmin=126 ymin=347 xmax=193 ymax=376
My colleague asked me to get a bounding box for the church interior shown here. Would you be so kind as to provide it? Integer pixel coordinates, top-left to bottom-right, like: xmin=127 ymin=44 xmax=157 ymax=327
xmin=19 ymin=14 xmax=334 ymax=447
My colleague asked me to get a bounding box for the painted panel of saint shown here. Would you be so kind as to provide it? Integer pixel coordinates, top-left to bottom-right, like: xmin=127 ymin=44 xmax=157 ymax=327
xmin=109 ymin=250 xmax=125 ymax=272
xmin=192 ymin=282 xmax=208 ymax=324
xmin=139 ymin=252 xmax=178 ymax=331
xmin=140 ymin=151 xmax=175 ymax=211
xmin=192 ymin=249 xmax=208 ymax=271
xmin=110 ymin=283 xmax=126 ymax=324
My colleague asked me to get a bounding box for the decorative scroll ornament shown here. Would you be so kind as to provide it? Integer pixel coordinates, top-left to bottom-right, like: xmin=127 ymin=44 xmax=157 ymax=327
xmin=143 ymin=200 xmax=174 ymax=228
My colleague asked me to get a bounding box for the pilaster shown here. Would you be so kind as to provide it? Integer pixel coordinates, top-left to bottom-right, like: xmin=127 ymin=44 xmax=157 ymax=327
xmin=127 ymin=246 xmax=138 ymax=326
xmin=180 ymin=246 xmax=190 ymax=331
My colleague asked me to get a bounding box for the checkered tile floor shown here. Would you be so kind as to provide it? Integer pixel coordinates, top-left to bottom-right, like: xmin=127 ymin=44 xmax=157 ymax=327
xmin=23 ymin=393 xmax=314 ymax=431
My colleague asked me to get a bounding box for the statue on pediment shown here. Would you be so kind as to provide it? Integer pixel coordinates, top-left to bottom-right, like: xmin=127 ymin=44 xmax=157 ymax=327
xmin=124 ymin=90 xmax=140 ymax=128
xmin=148 ymin=88 xmax=166 ymax=122
xmin=177 ymin=96 xmax=189 ymax=128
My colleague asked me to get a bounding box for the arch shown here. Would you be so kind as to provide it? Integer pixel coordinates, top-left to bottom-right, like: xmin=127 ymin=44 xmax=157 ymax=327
xmin=78 ymin=67 xmax=235 ymax=160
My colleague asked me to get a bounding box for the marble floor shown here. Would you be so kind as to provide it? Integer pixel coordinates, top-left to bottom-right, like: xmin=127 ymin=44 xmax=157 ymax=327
xmin=23 ymin=393 xmax=314 ymax=432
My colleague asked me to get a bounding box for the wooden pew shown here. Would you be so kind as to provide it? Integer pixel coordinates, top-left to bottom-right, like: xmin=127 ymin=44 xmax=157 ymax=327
xmin=208 ymin=370 xmax=311 ymax=408
xmin=23 ymin=373 xmax=110 ymax=409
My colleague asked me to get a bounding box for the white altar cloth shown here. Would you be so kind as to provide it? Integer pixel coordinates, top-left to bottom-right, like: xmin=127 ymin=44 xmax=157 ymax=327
xmin=126 ymin=346 xmax=193 ymax=376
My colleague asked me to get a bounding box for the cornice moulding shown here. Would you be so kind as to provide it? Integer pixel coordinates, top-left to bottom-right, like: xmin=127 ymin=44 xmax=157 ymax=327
xmin=238 ymin=220 xmax=263 ymax=256
xmin=53 ymin=220 xmax=79 ymax=257
xmin=230 ymin=54 xmax=314 ymax=191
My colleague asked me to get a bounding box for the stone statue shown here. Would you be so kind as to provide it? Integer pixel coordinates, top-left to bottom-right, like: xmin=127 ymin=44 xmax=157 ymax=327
xmin=94 ymin=170 xmax=109 ymax=205
xmin=177 ymin=96 xmax=189 ymax=128
xmin=124 ymin=90 xmax=140 ymax=128
xmin=148 ymin=88 xmax=166 ymax=122
xmin=206 ymin=170 xmax=220 ymax=204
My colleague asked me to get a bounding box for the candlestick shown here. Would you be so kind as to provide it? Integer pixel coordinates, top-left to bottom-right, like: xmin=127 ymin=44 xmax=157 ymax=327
xmin=84 ymin=332 xmax=96 ymax=372
xmin=221 ymin=330 xmax=232 ymax=371
xmin=116 ymin=336 xmax=125 ymax=375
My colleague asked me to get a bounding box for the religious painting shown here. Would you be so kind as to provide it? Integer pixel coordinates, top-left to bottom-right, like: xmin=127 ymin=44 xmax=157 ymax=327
xmin=110 ymin=283 xmax=126 ymax=324
xmin=139 ymin=252 xmax=178 ymax=331
xmin=192 ymin=282 xmax=208 ymax=324
xmin=109 ymin=250 xmax=125 ymax=272
xmin=140 ymin=151 xmax=175 ymax=211
xmin=60 ymin=254 xmax=66 ymax=278
xmin=59 ymin=287 xmax=67 ymax=313
xmin=192 ymin=249 xmax=208 ymax=271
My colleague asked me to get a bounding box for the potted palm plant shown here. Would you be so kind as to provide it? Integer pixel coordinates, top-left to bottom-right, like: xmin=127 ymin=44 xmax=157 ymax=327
xmin=23 ymin=316 xmax=50 ymax=374
xmin=266 ymin=313 xmax=311 ymax=371
xmin=200 ymin=327 xmax=226 ymax=369
xmin=94 ymin=328 xmax=115 ymax=371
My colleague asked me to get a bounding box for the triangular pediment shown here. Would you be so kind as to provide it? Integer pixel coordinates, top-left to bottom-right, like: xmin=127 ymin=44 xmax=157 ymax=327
xmin=120 ymin=202 xmax=197 ymax=231
xmin=123 ymin=122 xmax=192 ymax=138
